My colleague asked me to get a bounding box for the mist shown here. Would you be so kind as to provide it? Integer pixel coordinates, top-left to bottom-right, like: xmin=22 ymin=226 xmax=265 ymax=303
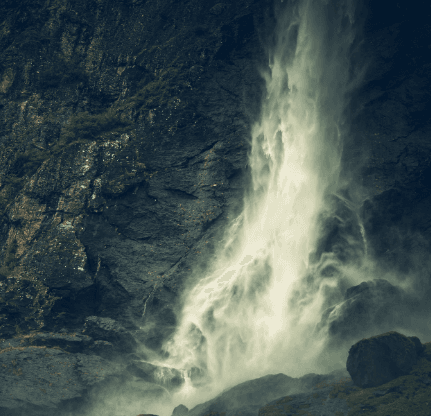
xmin=142 ymin=0 xmax=371 ymax=414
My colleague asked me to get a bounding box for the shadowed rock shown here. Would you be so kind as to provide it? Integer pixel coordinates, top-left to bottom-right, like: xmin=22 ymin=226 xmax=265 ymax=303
xmin=314 ymin=279 xmax=410 ymax=346
xmin=172 ymin=404 xmax=189 ymax=416
xmin=346 ymin=331 xmax=424 ymax=388
xmin=82 ymin=315 xmax=138 ymax=354
xmin=126 ymin=359 xmax=184 ymax=391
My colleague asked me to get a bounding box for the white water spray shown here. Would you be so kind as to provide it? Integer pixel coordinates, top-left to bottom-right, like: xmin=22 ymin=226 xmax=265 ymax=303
xmin=151 ymin=0 xmax=369 ymax=413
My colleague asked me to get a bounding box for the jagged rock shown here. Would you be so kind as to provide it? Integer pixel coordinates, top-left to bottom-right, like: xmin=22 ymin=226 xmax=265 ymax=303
xmin=308 ymin=193 xmax=366 ymax=266
xmin=314 ymin=279 xmax=409 ymax=346
xmin=82 ymin=316 xmax=138 ymax=354
xmin=126 ymin=359 xmax=184 ymax=391
xmin=346 ymin=331 xmax=424 ymax=388
xmin=0 ymin=333 xmax=174 ymax=416
xmin=0 ymin=343 xmax=123 ymax=416
xmin=172 ymin=404 xmax=189 ymax=416
xmin=87 ymin=340 xmax=116 ymax=360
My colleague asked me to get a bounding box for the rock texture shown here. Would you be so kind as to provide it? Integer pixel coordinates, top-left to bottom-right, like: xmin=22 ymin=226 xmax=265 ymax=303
xmin=346 ymin=331 xmax=424 ymax=388
xmin=173 ymin=369 xmax=355 ymax=416
xmin=0 ymin=0 xmax=430 ymax=415
xmin=0 ymin=0 xmax=266 ymax=344
xmin=82 ymin=315 xmax=138 ymax=354
xmin=314 ymin=279 xmax=410 ymax=344
xmin=172 ymin=337 xmax=431 ymax=416
xmin=0 ymin=332 xmax=170 ymax=416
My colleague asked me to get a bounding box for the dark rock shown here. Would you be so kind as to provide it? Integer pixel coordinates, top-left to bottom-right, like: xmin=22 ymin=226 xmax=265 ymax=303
xmin=82 ymin=315 xmax=138 ymax=354
xmin=87 ymin=340 xmax=116 ymax=360
xmin=126 ymin=359 xmax=184 ymax=390
xmin=314 ymin=279 xmax=410 ymax=346
xmin=184 ymin=369 xmax=352 ymax=416
xmin=171 ymin=404 xmax=189 ymax=416
xmin=0 ymin=344 xmax=123 ymax=416
xmin=408 ymin=335 xmax=425 ymax=357
xmin=346 ymin=331 xmax=422 ymax=388
xmin=309 ymin=193 xmax=366 ymax=266
xmin=0 ymin=332 xmax=173 ymax=416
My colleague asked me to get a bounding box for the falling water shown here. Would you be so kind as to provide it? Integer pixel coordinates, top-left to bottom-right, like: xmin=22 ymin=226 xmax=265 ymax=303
xmin=150 ymin=0 xmax=369 ymax=413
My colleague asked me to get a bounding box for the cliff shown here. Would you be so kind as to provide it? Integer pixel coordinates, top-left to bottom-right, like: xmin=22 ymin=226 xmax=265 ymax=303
xmin=0 ymin=0 xmax=269 ymax=340
xmin=1 ymin=0 xmax=431 ymax=415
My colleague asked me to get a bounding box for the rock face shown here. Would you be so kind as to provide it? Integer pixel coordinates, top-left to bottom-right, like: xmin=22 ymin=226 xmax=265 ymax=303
xmin=346 ymin=331 xmax=425 ymax=388
xmin=314 ymin=279 xmax=410 ymax=345
xmin=82 ymin=315 xmax=138 ymax=354
xmin=0 ymin=329 xmax=182 ymax=416
xmin=0 ymin=0 xmax=265 ymax=344
xmin=0 ymin=0 xmax=430 ymax=415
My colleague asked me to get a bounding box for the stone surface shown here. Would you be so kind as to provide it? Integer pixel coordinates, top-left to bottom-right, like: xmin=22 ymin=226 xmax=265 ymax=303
xmin=125 ymin=358 xmax=184 ymax=391
xmin=0 ymin=0 xmax=431 ymax=415
xmin=0 ymin=331 xmax=172 ymax=416
xmin=1 ymin=329 xmax=430 ymax=415
xmin=82 ymin=315 xmax=138 ymax=354
xmin=176 ymin=369 xmax=354 ymax=416
xmin=346 ymin=331 xmax=424 ymax=388
xmin=169 ymin=340 xmax=431 ymax=416
xmin=314 ymin=279 xmax=410 ymax=345
xmin=172 ymin=404 xmax=189 ymax=416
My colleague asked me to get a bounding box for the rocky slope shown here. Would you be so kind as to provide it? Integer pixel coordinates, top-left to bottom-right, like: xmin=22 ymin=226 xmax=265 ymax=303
xmin=1 ymin=0 xmax=431 ymax=415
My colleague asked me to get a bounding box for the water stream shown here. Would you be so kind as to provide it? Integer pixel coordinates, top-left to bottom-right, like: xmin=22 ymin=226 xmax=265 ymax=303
xmin=147 ymin=0 xmax=369 ymax=414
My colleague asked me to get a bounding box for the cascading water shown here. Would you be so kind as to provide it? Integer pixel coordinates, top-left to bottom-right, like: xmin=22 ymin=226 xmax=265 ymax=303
xmin=148 ymin=0 xmax=370 ymax=414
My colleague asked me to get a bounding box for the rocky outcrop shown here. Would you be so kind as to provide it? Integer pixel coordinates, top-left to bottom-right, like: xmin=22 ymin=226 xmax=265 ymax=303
xmin=0 ymin=0 xmax=265 ymax=347
xmin=314 ymin=279 xmax=412 ymax=347
xmin=172 ymin=369 xmax=355 ymax=416
xmin=1 ymin=328 xmax=430 ymax=416
xmin=171 ymin=337 xmax=431 ymax=416
xmin=82 ymin=315 xmax=138 ymax=354
xmin=125 ymin=358 xmax=184 ymax=391
xmin=172 ymin=404 xmax=189 ymax=416
xmin=346 ymin=331 xmax=425 ymax=388
xmin=0 ymin=329 xmax=179 ymax=416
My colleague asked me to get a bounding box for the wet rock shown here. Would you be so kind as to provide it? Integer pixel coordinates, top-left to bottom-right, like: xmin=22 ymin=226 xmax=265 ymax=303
xmin=126 ymin=359 xmax=184 ymax=391
xmin=87 ymin=339 xmax=116 ymax=360
xmin=0 ymin=331 xmax=172 ymax=416
xmin=82 ymin=315 xmax=138 ymax=354
xmin=171 ymin=404 xmax=189 ymax=416
xmin=309 ymin=193 xmax=366 ymax=266
xmin=184 ymin=370 xmax=352 ymax=416
xmin=0 ymin=343 xmax=123 ymax=416
xmin=346 ymin=331 xmax=423 ymax=388
xmin=315 ymin=279 xmax=409 ymax=346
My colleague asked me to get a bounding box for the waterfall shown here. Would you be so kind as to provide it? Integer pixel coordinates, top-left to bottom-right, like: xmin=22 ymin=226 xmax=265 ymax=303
xmin=152 ymin=0 xmax=369 ymax=413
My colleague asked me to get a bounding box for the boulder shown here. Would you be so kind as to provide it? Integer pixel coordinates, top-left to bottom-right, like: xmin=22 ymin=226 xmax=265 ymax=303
xmin=346 ymin=331 xmax=425 ymax=388
xmin=172 ymin=404 xmax=189 ymax=416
